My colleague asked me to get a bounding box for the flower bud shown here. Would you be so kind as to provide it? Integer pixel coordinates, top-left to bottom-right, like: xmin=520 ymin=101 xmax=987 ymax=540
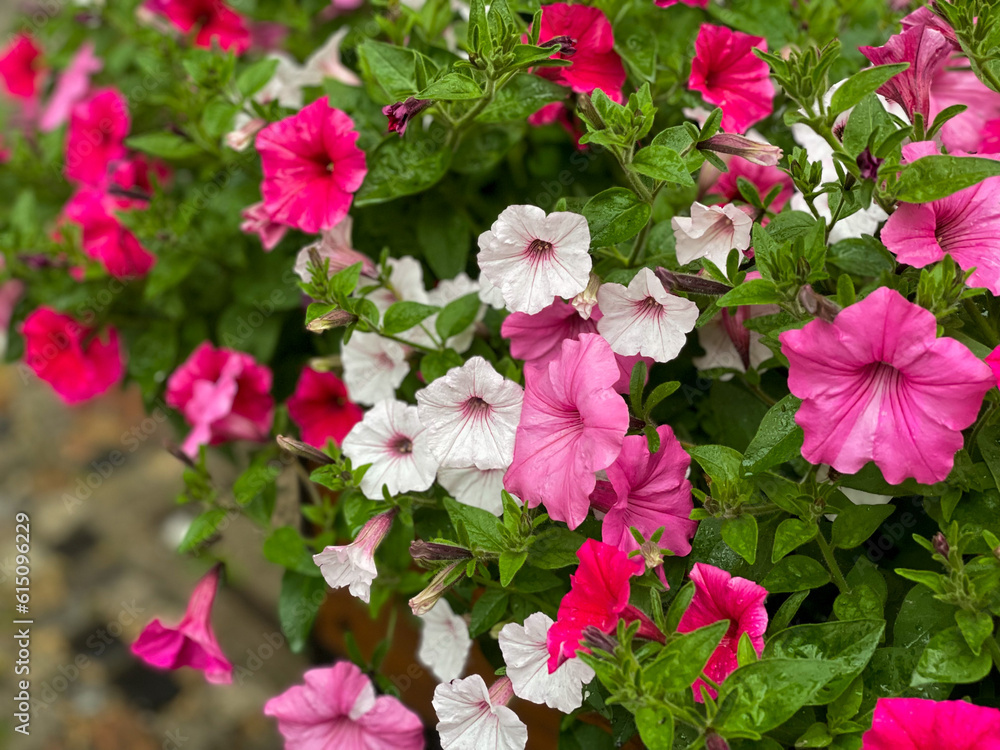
xmin=581 ymin=625 xmax=617 ymax=653
xmin=706 ymin=733 xmax=730 ymax=750
xmin=655 ymin=268 xmax=733 ymax=296
xmin=932 ymin=532 xmax=950 ymax=558
xmin=487 ymin=676 xmax=516 ymax=706
xmin=698 ymin=133 xmax=783 ymax=167
xmin=540 ymin=35 xmax=577 ymax=56
xmin=798 ymin=284 xmax=840 ymax=323
xmin=383 ymin=97 xmax=432 ymax=137
xmin=306 ymin=309 xmax=358 ymax=332
xmin=857 ymin=148 xmax=883 ymax=181
xmin=276 ymin=435 xmax=335 ymax=465
xmin=572 ymin=272 xmax=601 ymax=320
xmin=410 ymin=540 xmax=473 ymax=563
xmin=408 ymin=561 xmax=464 ymax=616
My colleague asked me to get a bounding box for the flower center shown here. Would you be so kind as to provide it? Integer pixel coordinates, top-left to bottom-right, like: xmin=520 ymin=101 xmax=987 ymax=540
xmin=527 ymin=238 xmax=554 ymax=257
xmin=463 ymin=396 xmax=492 ymax=419
xmin=392 ymin=435 xmax=414 ymax=454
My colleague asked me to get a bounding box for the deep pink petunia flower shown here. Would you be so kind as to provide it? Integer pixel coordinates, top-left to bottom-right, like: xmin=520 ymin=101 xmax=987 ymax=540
xmin=547 ymin=539 xmax=657 ymax=672
xmin=882 ymin=141 xmax=1000 ymax=294
xmin=255 ymin=97 xmax=367 ymax=234
xmin=131 ymin=564 xmax=233 ymax=684
xmin=861 ymin=698 xmax=1000 ymax=750
xmin=711 ymin=157 xmax=793 ymax=212
xmin=39 ymin=42 xmax=102 ymax=132
xmin=106 ymin=153 xmax=172 ymax=210
xmin=264 ymin=662 xmax=426 ymax=750
xmin=504 ymin=334 xmax=629 ymax=529
xmin=166 ymin=342 xmax=275 ymax=457
xmin=533 ymin=3 xmax=627 ymax=103
xmin=860 ymin=25 xmax=952 ymax=125
xmin=287 ymin=366 xmax=363 ymax=449
xmin=240 ymin=201 xmax=288 ymax=251
xmin=63 ymin=189 xmax=156 ymax=279
xmin=0 ymin=34 xmax=43 ymax=100
xmin=143 ymin=0 xmax=252 ymax=54
xmin=65 ymin=88 xmax=131 ymax=186
xmin=688 ymin=25 xmax=773 ymax=134
xmin=780 ymin=287 xmax=994 ymax=485
xmin=21 ymin=307 xmax=123 ymax=405
xmin=676 ymin=562 xmax=768 ymax=700
xmin=901 ymin=7 xmax=960 ymax=50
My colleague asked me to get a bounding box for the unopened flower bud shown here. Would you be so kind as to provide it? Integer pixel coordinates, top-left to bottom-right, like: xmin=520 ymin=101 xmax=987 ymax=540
xmin=306 ymin=309 xmax=358 ymax=332
xmin=540 ymin=35 xmax=577 ymax=56
xmin=488 ymin=676 xmax=516 ymax=706
xmin=857 ymin=148 xmax=883 ymax=181
xmin=164 ymin=441 xmax=197 ymax=468
xmin=572 ymin=272 xmax=601 ymax=319
xmin=408 ymin=561 xmax=464 ymax=616
xmin=698 ymin=133 xmax=783 ymax=167
xmin=798 ymin=285 xmax=840 ymax=323
xmin=383 ymin=97 xmax=433 ymax=136
xmin=932 ymin=532 xmax=950 ymax=558
xmin=706 ymin=733 xmax=730 ymax=750
xmin=581 ymin=625 xmax=617 ymax=652
xmin=655 ymin=268 xmax=732 ymax=296
xmin=639 ymin=539 xmax=668 ymax=572
xmin=410 ymin=540 xmax=473 ymax=563
xmin=276 ymin=435 xmax=335 ymax=465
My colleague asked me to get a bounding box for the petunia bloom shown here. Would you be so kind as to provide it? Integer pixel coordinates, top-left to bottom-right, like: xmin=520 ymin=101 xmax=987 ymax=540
xmin=671 ymin=201 xmax=753 ymax=269
xmin=287 ymin=366 xmax=363 ymax=449
xmin=39 ymin=42 xmax=102 ymax=132
xmin=596 ymin=267 xmax=699 ymax=362
xmin=689 ymin=25 xmax=774 ymax=134
xmin=131 ymin=564 xmax=233 ymax=684
xmin=65 ymin=88 xmax=131 ymax=187
xmin=861 ymin=698 xmax=1000 ymax=750
xmin=930 ymin=57 xmax=1000 ymax=154
xmin=313 ymin=508 xmax=396 ymax=603
xmin=417 ymin=599 xmax=472 ymax=683
xmin=143 ymin=0 xmax=252 ymax=54
xmin=499 ymin=612 xmax=595 ymax=713
xmin=63 ymin=188 xmax=156 ymax=279
xmin=256 ymin=97 xmax=367 ymax=234
xmin=0 ymin=34 xmax=43 ymax=100
xmin=239 ymin=202 xmax=288 ymax=252
xmin=265 ymin=662 xmax=425 ymax=750
xmin=693 ymin=273 xmax=776 ymax=374
xmin=882 ymin=141 xmax=1000 ymax=295
xmin=433 ymin=675 xmax=527 ymax=750
xmin=341 ymin=399 xmax=439 ymax=499
xmin=22 ymin=307 xmax=123 ymax=405
xmin=165 ymin=342 xmax=275 ymax=458
xmin=437 ymin=466 xmax=508 ymax=516
xmin=416 ymin=357 xmax=523 ymax=470
xmin=293 ymin=216 xmax=377 ymax=282
xmin=676 ymin=562 xmax=768 ymax=700
xmin=341 ymin=332 xmax=411 ymax=407
xmin=504 ymin=334 xmax=628 ymax=529
xmin=477 ymin=205 xmax=592 ymax=315
xmin=860 ymin=25 xmax=952 ymax=125
xmin=780 ymin=287 xmax=994 ymax=485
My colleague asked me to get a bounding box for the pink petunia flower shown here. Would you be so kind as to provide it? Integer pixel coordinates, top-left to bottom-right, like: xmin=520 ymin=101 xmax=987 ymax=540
xmin=63 ymin=189 xmax=156 ymax=279
xmin=547 ymin=539 xmax=659 ymax=671
xmin=166 ymin=342 xmax=275 ymax=458
xmin=930 ymin=57 xmax=1000 ymax=154
xmin=860 ymin=25 xmax=952 ymax=125
xmin=676 ymin=562 xmax=768 ymax=701
xmin=689 ymin=25 xmax=774 ymax=134
xmin=21 ymin=307 xmax=123 ymax=405
xmin=532 ymin=3 xmax=626 ymax=103
xmin=671 ymin=201 xmax=753 ymax=269
xmin=882 ymin=141 xmax=1000 ymax=294
xmin=313 ymin=508 xmax=396 ymax=603
xmin=780 ymin=287 xmax=994 ymax=485
xmin=106 ymin=154 xmax=172 ymax=210
xmin=239 ymin=202 xmax=288 ymax=251
xmin=287 ymin=366 xmax=363 ymax=449
xmin=434 ymin=675 xmax=526 ymax=750
xmin=265 ymin=662 xmax=426 ymax=750
xmin=255 ymin=97 xmax=367 ymax=234
xmin=0 ymin=34 xmax=43 ymax=100
xmin=39 ymin=42 xmax=102 ymax=132
xmin=131 ymin=564 xmax=233 ymax=684
xmin=504 ymin=334 xmax=629 ymax=529
xmin=143 ymin=0 xmax=252 ymax=54
xmin=861 ymin=698 xmax=1000 ymax=750
xmin=65 ymin=88 xmax=131 ymax=187
xmin=293 ymin=216 xmax=378 ymax=282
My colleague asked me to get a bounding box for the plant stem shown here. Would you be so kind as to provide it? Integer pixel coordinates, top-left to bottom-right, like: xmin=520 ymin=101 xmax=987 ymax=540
xmin=815 ymin=530 xmax=850 ymax=594
xmin=963 ymin=298 xmax=999 ymax=348
xmin=987 ymin=636 xmax=1000 ymax=671
xmin=626 ymin=220 xmax=653 ymax=267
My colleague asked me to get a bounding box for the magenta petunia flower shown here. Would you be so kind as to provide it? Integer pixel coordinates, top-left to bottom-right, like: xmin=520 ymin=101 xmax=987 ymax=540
xmin=255 ymin=97 xmax=367 ymax=234
xmin=860 ymin=25 xmax=952 ymax=125
xmin=22 ymin=307 xmax=123 ymax=405
xmin=780 ymin=287 xmax=994 ymax=485
xmin=131 ymin=564 xmax=233 ymax=684
xmin=166 ymin=342 xmax=275 ymax=457
xmin=63 ymin=188 xmax=156 ymax=279
xmin=676 ymin=562 xmax=768 ymax=700
xmin=930 ymin=59 xmax=1000 ymax=154
xmin=265 ymin=662 xmax=426 ymax=750
xmin=504 ymin=334 xmax=629 ymax=529
xmin=0 ymin=34 xmax=43 ymax=100
xmin=861 ymin=698 xmax=1000 ymax=750
xmin=65 ymin=88 xmax=130 ymax=187
xmin=143 ymin=0 xmax=251 ymax=54
xmin=39 ymin=42 xmax=102 ymax=132
xmin=688 ymin=25 xmax=774 ymax=134
xmin=287 ymin=366 xmax=363 ymax=449
xmin=882 ymin=141 xmax=1000 ymax=294
xmin=547 ymin=539 xmax=658 ymax=672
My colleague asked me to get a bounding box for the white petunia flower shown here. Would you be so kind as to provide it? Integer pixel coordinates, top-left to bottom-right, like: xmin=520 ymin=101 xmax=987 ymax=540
xmin=477 ymin=205 xmax=592 ymax=315
xmin=693 ymin=316 xmax=773 ymax=376
xmin=416 ymin=357 xmax=523 ymax=470
xmin=499 ymin=612 xmax=595 ymax=713
xmin=342 ymin=400 xmax=439 ymax=499
xmin=312 ymin=509 xmax=396 ymax=603
xmin=418 ymin=599 xmax=472 ymax=682
xmin=301 ymin=27 xmax=362 ymax=87
xmin=437 ymin=466 xmax=508 ymax=516
xmin=427 ymin=272 xmax=485 ymax=353
xmin=341 ymin=332 xmax=410 ymax=406
xmin=596 ymin=268 xmax=699 ymax=363
xmin=433 ymin=675 xmax=527 ymax=750
xmin=478 ymin=273 xmax=506 ymax=309
xmin=671 ymin=202 xmax=753 ymax=270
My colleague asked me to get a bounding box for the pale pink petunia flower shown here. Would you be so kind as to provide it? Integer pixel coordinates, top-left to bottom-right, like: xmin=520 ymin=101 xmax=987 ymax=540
xmin=780 ymin=287 xmax=994 ymax=485
xmin=860 ymin=25 xmax=952 ymax=125
xmin=342 ymin=399 xmax=439 ymax=499
xmin=504 ymin=334 xmax=628 ymax=529
xmin=882 ymin=141 xmax=1000 ymax=294
xmin=437 ymin=466 xmax=508 ymax=516
xmin=572 ymin=273 xmax=601 ymax=320
xmin=341 ymin=332 xmax=410 ymax=406
xmin=596 ymin=267 xmax=698 ymax=362
xmin=240 ymin=201 xmax=287 ymax=251
xmin=499 ymin=612 xmax=594 ymax=713
xmin=265 ymin=662 xmax=425 ymax=750
xmin=293 ymin=216 xmax=378 ymax=282
xmin=131 ymin=564 xmax=233 ymax=684
xmin=416 ymin=357 xmax=523 ymax=470
xmin=861 ymin=698 xmax=1000 ymax=750
xmin=417 ymin=599 xmax=471 ymax=683
xmin=65 ymin=88 xmax=130 ymax=186
xmin=672 ymin=202 xmax=752 ymax=270
xmin=689 ymin=25 xmax=774 ymax=134
xmin=256 ymin=96 xmax=367 ymax=234
xmin=676 ymin=562 xmax=768 ymax=701
xmin=39 ymin=43 xmax=102 ymax=132
xmin=313 ymin=508 xmax=395 ymax=603
xmin=143 ymin=0 xmax=252 ymax=54
xmin=302 ymin=27 xmax=362 ymax=86
xmin=477 ymin=205 xmax=592 ymax=315
xmin=433 ymin=675 xmax=527 ymax=750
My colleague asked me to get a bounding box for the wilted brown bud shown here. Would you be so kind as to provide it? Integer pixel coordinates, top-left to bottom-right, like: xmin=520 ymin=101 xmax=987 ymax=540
xmin=798 ymin=284 xmax=840 ymax=323
xmin=698 ymin=133 xmax=783 ymax=167
xmin=383 ymin=97 xmax=433 ymax=136
xmin=540 ymin=35 xmax=577 ymax=55
xmin=276 ymin=435 xmax=335 ymax=465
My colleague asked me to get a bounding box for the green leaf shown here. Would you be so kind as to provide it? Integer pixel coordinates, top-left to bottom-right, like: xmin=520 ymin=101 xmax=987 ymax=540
xmin=355 ymin=131 xmax=452 ymax=206
xmin=772 ymin=518 xmax=817 ymax=562
xmin=436 ymin=293 xmax=481 ymax=341
xmin=469 ymin=588 xmax=509 ymax=637
xmin=444 ymin=497 xmax=505 ymax=551
xmin=478 ymin=74 xmax=568 ymax=122
xmin=631 ymin=146 xmax=694 ymax=185
xmin=177 ymin=508 xmax=227 ymax=553
xmin=357 ymin=40 xmax=432 ymax=101
xmin=716 ymin=278 xmax=783 ymax=307
xmin=795 ymin=723 xmax=834 ymax=748
xmin=762 ymin=555 xmax=831 ymax=593
xmin=126 ymin=132 xmax=202 ymax=159
xmin=643 ymin=620 xmax=729 ymax=694
xmin=896 ymin=155 xmax=1000 ymax=203
xmin=831 ymin=504 xmax=894 ymax=549
xmin=977 ymin=424 xmax=1000 ymax=492
xmin=828 ymin=236 xmax=896 ymax=277
xmin=955 ymin=609 xmax=994 ymax=656
xmin=834 ymin=585 xmax=884 ymax=622
xmin=645 ymin=381 xmax=680 ymax=415
xmin=768 ymin=590 xmax=810 ymax=635
xmin=382 ymin=301 xmax=439 ymax=335
xmin=420 ymin=348 xmax=464 ymax=383
xmin=687 ymin=444 xmax=744 ymax=483
xmin=417 ymin=198 xmax=471 ymax=279
xmin=829 ymin=63 xmax=910 ymax=116
xmin=629 ymin=360 xmax=648 ymax=413
xmin=583 ymin=188 xmax=651 ymax=247
xmin=279 ymin=571 xmax=326 ymax=653
xmin=263 ymin=527 xmax=323 ymax=576
xmin=419 ymin=72 xmax=483 ymax=100
xmin=741 ymin=395 xmax=804 ymax=474
xmin=499 ymin=550 xmax=528 ymax=586
xmin=635 ymin=707 xmax=673 ymax=750
xmin=237 ymin=57 xmax=280 ymax=98
xmin=722 ymin=515 xmax=758 ymax=564
xmin=529 ymin=528 xmax=587 ymax=569
xmin=912 ymin=626 xmax=992 ymax=686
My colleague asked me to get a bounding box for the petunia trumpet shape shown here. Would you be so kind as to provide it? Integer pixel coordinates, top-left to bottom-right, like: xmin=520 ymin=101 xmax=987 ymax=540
xmin=264 ymin=662 xmax=425 ymax=750
xmin=341 ymin=331 xmax=411 ymax=407
xmin=63 ymin=188 xmax=156 ymax=279
xmin=65 ymin=88 xmax=130 ymax=186
xmin=313 ymin=508 xmax=395 ymax=603
xmin=779 ymin=287 xmax=994 ymax=485
xmin=504 ymin=334 xmax=628 ymax=529
xmin=131 ymin=564 xmax=233 ymax=684
xmin=671 ymin=201 xmax=752 ymax=269
xmin=433 ymin=674 xmax=527 ymax=750
xmin=143 ymin=0 xmax=252 ymax=54
xmin=861 ymin=698 xmax=1000 ymax=750
xmin=287 ymin=366 xmax=363 ymax=448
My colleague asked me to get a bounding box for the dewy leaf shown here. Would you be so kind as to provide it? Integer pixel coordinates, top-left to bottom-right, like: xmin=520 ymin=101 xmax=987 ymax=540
xmin=642 ymin=620 xmax=729 ymax=694
xmin=955 ymin=609 xmax=994 ymax=656
xmin=478 ymin=74 xmax=568 ymax=122
xmin=631 ymin=146 xmax=694 ymax=185
xmin=357 ymin=40 xmax=433 ymax=101
xmin=583 ymin=187 xmax=652 ymax=247
xmin=355 ymin=130 xmax=452 ymax=206
xmin=831 ymin=504 xmax=895 ymax=549
xmin=636 ymin=707 xmax=673 ymax=750
xmin=435 ymin=293 xmax=480 ymax=341
xmin=741 ymin=395 xmax=804 ymax=474
xmin=896 ymin=155 xmax=1000 ymax=203
xmin=469 ymin=588 xmax=509 ymax=637
xmin=716 ymin=278 xmax=783 ymax=308
xmin=529 ymin=528 xmax=587 ymax=569
xmin=722 ymin=515 xmax=758 ymax=564
xmin=828 ymin=63 xmax=909 ymax=116
xmin=687 ymin=445 xmax=744 ymax=484
xmin=444 ymin=497 xmax=505 ymax=551
xmin=772 ymin=518 xmax=816 ymax=562
xmin=126 ymin=133 xmax=203 ymax=159
xmin=382 ymin=301 xmax=439 ymax=335
xmin=761 ymin=555 xmax=831 ymax=593
xmin=912 ymin=626 xmax=992 ymax=686
xmin=499 ymin=550 xmax=528 ymax=586
xmin=419 ymin=72 xmax=483 ymax=100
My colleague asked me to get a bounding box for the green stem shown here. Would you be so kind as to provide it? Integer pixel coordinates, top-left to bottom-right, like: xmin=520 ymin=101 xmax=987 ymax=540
xmin=987 ymin=636 xmax=1000 ymax=671
xmin=626 ymin=220 xmax=653 ymax=267
xmin=378 ymin=331 xmax=437 ymax=354
xmin=963 ymin=298 xmax=999 ymax=348
xmin=742 ymin=378 xmax=777 ymax=407
xmin=968 ymin=400 xmax=999 ymax=454
xmin=815 ymin=530 xmax=850 ymax=594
